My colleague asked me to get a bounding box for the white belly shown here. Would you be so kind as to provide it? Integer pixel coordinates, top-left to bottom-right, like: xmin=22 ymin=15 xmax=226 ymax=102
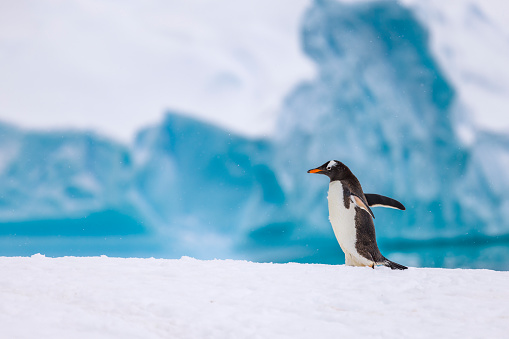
xmin=327 ymin=181 xmax=372 ymax=267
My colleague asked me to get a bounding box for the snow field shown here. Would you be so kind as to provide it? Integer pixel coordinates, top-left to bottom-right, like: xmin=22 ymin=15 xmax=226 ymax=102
xmin=0 ymin=255 xmax=508 ymax=338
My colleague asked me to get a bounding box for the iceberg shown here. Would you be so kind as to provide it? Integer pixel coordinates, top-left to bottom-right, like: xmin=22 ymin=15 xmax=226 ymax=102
xmin=266 ymin=0 xmax=509 ymax=267
xmin=0 ymin=123 xmax=157 ymax=257
xmin=0 ymin=123 xmax=138 ymax=220
xmin=132 ymin=113 xmax=285 ymax=258
xmin=0 ymin=0 xmax=508 ymax=269
xmin=274 ymin=0 xmax=470 ymax=240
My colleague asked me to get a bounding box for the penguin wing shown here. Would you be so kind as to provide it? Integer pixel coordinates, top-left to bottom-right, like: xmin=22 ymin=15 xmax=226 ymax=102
xmin=350 ymin=193 xmax=375 ymax=219
xmin=365 ymin=194 xmax=405 ymax=210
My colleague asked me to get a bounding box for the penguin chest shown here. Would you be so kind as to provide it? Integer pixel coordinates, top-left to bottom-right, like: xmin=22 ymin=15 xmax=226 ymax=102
xmin=327 ymin=181 xmax=361 ymax=261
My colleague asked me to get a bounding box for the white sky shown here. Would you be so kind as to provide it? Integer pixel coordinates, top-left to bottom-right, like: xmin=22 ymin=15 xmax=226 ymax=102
xmin=1 ymin=0 xmax=509 ymax=143
xmin=0 ymin=0 xmax=314 ymax=142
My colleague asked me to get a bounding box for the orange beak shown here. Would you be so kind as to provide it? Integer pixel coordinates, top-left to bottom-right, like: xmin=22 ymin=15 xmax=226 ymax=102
xmin=307 ymin=168 xmax=322 ymax=174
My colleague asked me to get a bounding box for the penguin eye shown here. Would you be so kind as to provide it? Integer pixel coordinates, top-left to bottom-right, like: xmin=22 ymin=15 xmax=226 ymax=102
xmin=326 ymin=160 xmax=337 ymax=171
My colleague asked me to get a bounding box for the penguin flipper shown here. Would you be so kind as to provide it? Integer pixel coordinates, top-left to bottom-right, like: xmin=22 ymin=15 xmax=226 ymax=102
xmin=365 ymin=194 xmax=405 ymax=210
xmin=350 ymin=194 xmax=375 ymax=219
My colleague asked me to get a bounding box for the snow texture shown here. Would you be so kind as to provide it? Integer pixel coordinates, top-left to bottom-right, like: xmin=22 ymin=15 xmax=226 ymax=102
xmin=0 ymin=255 xmax=507 ymax=339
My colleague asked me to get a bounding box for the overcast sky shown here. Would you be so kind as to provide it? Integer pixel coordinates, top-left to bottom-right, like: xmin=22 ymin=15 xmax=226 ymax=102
xmin=0 ymin=0 xmax=313 ymax=142
xmin=1 ymin=0 xmax=509 ymax=143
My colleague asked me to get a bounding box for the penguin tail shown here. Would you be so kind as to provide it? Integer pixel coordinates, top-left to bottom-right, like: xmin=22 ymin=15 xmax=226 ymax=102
xmin=382 ymin=258 xmax=408 ymax=270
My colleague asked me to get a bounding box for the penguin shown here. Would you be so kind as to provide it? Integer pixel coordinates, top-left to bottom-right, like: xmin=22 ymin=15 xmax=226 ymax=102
xmin=308 ymin=160 xmax=407 ymax=270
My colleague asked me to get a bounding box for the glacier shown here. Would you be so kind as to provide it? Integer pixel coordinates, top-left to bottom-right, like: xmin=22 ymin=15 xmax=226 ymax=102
xmin=0 ymin=0 xmax=508 ymax=269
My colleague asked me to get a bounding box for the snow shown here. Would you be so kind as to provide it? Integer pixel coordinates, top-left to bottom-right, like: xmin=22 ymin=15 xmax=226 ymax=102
xmin=0 ymin=255 xmax=507 ymax=338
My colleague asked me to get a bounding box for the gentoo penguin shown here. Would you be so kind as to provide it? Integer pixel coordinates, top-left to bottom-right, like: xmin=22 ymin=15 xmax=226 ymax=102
xmin=308 ymin=160 xmax=407 ymax=270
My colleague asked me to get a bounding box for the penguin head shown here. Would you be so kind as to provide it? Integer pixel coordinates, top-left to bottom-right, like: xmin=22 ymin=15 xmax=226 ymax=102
xmin=307 ymin=160 xmax=352 ymax=181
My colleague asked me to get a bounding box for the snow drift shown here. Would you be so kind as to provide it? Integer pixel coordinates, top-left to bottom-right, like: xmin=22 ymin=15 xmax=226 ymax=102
xmin=0 ymin=255 xmax=507 ymax=339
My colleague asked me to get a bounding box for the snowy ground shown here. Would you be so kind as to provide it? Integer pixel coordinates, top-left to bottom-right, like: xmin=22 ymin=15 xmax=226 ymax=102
xmin=1 ymin=255 xmax=507 ymax=338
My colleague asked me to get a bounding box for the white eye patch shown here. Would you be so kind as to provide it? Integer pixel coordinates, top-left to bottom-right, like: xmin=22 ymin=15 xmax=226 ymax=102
xmin=327 ymin=160 xmax=337 ymax=170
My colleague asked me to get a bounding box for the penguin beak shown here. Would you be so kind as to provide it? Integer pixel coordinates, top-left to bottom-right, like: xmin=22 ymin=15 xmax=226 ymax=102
xmin=307 ymin=168 xmax=323 ymax=174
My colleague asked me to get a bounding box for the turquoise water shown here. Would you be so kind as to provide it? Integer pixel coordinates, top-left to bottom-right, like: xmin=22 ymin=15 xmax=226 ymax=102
xmin=0 ymin=211 xmax=506 ymax=270
xmin=0 ymin=211 xmax=162 ymax=258
xmin=2 ymin=231 xmax=507 ymax=271
xmin=282 ymin=236 xmax=509 ymax=271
